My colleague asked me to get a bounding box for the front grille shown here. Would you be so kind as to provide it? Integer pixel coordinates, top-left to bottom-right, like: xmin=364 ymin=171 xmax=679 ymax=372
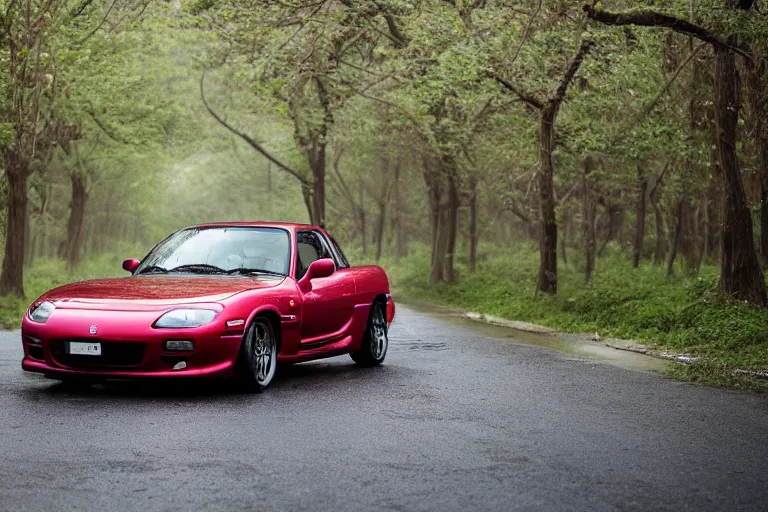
xmin=49 ymin=340 xmax=146 ymax=369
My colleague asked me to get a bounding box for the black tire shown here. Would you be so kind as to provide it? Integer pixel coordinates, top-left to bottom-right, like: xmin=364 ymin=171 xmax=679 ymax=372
xmin=350 ymin=301 xmax=388 ymax=367
xmin=234 ymin=317 xmax=278 ymax=392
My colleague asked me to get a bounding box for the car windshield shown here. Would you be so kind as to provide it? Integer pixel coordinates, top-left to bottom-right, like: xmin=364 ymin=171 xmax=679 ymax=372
xmin=136 ymin=227 xmax=290 ymax=277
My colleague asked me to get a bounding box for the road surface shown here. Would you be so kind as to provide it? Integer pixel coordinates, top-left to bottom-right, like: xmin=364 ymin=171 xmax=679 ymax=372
xmin=1 ymin=305 xmax=767 ymax=511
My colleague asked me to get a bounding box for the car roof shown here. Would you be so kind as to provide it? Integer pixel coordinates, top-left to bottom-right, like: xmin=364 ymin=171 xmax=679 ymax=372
xmin=187 ymin=221 xmax=324 ymax=231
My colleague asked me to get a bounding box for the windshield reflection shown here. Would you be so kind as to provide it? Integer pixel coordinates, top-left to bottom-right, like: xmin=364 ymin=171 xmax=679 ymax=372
xmin=136 ymin=227 xmax=290 ymax=276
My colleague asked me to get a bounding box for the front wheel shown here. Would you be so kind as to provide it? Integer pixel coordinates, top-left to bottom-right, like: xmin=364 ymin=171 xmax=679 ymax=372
xmin=350 ymin=301 xmax=388 ymax=367
xmin=235 ymin=317 xmax=278 ymax=391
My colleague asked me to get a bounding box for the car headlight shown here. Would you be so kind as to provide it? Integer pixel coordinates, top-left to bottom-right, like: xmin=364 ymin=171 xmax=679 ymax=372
xmin=28 ymin=301 xmax=56 ymax=323
xmin=153 ymin=309 xmax=218 ymax=328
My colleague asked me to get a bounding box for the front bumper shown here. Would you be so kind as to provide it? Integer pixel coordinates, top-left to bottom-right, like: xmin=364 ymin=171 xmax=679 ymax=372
xmin=21 ymin=308 xmax=243 ymax=379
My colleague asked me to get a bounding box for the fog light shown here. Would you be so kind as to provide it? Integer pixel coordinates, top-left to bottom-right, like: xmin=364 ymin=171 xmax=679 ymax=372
xmin=172 ymin=361 xmax=187 ymax=370
xmin=25 ymin=336 xmax=42 ymax=346
xmin=164 ymin=340 xmax=194 ymax=352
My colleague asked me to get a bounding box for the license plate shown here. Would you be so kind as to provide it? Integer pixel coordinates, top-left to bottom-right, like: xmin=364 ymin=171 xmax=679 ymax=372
xmin=69 ymin=342 xmax=102 ymax=356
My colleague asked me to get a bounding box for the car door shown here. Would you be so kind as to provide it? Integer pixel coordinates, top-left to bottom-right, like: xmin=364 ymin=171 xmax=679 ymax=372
xmin=296 ymin=230 xmax=356 ymax=345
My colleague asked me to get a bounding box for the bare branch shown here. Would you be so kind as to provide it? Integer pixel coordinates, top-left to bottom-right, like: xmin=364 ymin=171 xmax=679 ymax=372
xmin=270 ymin=0 xmax=325 ymax=8
xmin=558 ymin=182 xmax=580 ymax=205
xmin=382 ymin=12 xmax=409 ymax=48
xmin=552 ymin=39 xmax=595 ymax=106
xmin=641 ymin=42 xmax=705 ymax=117
xmin=351 ymin=87 xmax=431 ymax=144
xmin=200 ymin=71 xmax=308 ymax=186
xmin=337 ymin=57 xmax=404 ymax=82
xmin=491 ymin=73 xmax=544 ymax=110
xmin=583 ymin=5 xmax=752 ymax=61
xmin=330 ymin=146 xmax=359 ymax=209
xmin=276 ymin=1 xmax=325 ymax=51
xmin=87 ymin=110 xmax=123 ymax=143
xmin=75 ymin=0 xmax=117 ymax=44
xmin=505 ymin=197 xmax=532 ymax=224
xmin=509 ymin=0 xmax=542 ymax=67
xmin=608 ymin=44 xmax=706 ymax=145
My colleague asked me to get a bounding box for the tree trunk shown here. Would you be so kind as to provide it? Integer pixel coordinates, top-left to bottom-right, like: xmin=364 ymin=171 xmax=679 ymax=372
xmin=537 ymin=106 xmax=558 ymax=294
xmin=762 ymin=182 xmax=768 ymax=267
xmin=312 ymin=155 xmax=325 ymax=228
xmin=24 ymin=208 xmax=32 ymax=267
xmin=560 ymin=209 xmax=569 ymax=266
xmin=424 ymin=157 xmax=458 ymax=284
xmin=424 ymin=160 xmax=443 ymax=284
xmin=358 ymin=180 xmax=367 ymax=256
xmin=83 ymin=217 xmax=94 ymax=260
xmin=468 ymin=174 xmax=478 ymax=272
xmin=0 ymin=153 xmax=29 ymax=297
xmin=432 ymin=204 xmax=447 ymax=284
xmin=304 ymin=142 xmax=326 ymax=227
xmin=745 ymin=54 xmax=768 ymax=266
xmin=375 ymin=194 xmax=387 ymax=262
xmin=301 ymin=184 xmax=316 ymax=225
xmin=598 ymin=205 xmax=622 ymax=258
xmin=443 ymin=173 xmax=459 ymax=284
xmin=650 ymin=172 xmax=666 ymax=265
xmin=705 ymin=140 xmax=722 ymax=260
xmin=393 ymin=163 xmax=407 ymax=261
xmin=680 ymin=200 xmax=702 ymax=276
xmin=63 ymin=173 xmax=88 ymax=271
xmin=632 ymin=162 xmax=648 ymax=268
xmin=714 ymin=45 xmax=766 ymax=305
xmin=582 ymin=157 xmax=596 ymax=281
xmin=667 ymin=197 xmax=684 ymax=277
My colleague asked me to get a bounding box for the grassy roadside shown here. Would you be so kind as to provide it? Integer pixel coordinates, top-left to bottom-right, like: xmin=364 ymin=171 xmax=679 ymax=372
xmin=375 ymin=244 xmax=768 ymax=392
xmin=0 ymin=255 xmax=122 ymax=330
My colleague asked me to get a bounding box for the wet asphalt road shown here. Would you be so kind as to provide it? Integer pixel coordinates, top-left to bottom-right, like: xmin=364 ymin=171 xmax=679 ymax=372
xmin=1 ymin=305 xmax=768 ymax=512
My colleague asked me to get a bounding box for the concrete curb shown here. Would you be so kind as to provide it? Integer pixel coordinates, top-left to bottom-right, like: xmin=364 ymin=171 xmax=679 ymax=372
xmin=464 ymin=311 xmax=699 ymax=365
xmin=734 ymin=369 xmax=768 ymax=380
xmin=464 ymin=312 xmax=557 ymax=334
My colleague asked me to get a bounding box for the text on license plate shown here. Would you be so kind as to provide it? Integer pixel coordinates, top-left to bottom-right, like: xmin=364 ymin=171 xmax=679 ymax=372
xmin=69 ymin=342 xmax=102 ymax=356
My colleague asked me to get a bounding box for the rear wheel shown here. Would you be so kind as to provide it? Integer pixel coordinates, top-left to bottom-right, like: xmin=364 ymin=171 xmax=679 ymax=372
xmin=235 ymin=317 xmax=278 ymax=391
xmin=351 ymin=301 xmax=388 ymax=367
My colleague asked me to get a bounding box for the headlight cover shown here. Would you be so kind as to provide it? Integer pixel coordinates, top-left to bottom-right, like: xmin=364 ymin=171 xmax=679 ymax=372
xmin=154 ymin=309 xmax=218 ymax=328
xmin=29 ymin=301 xmax=56 ymax=323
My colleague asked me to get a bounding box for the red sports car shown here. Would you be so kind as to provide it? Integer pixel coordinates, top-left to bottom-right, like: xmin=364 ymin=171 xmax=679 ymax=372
xmin=21 ymin=222 xmax=395 ymax=390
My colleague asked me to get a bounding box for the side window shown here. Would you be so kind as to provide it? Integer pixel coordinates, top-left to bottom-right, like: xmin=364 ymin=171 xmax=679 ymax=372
xmin=296 ymin=231 xmax=332 ymax=279
xmin=325 ymin=234 xmax=350 ymax=268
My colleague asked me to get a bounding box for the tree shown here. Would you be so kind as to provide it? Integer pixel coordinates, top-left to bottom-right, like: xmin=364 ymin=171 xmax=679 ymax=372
xmin=0 ymin=0 xmax=62 ymax=296
xmin=494 ymin=39 xmax=594 ymax=294
xmin=584 ymin=2 xmax=767 ymax=306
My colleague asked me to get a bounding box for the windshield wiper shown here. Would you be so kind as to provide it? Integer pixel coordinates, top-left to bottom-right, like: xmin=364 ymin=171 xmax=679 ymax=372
xmin=168 ymin=264 xmax=227 ymax=274
xmin=227 ymin=268 xmax=286 ymax=278
xmin=137 ymin=265 xmax=168 ymax=274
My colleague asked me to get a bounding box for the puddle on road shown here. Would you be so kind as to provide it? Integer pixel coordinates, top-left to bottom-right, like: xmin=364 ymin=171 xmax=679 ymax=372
xmin=398 ymin=300 xmax=671 ymax=374
xmin=389 ymin=338 xmax=449 ymax=351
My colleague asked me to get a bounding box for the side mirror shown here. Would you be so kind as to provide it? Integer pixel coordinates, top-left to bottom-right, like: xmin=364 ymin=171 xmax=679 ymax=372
xmin=122 ymin=258 xmax=140 ymax=273
xmin=305 ymin=258 xmax=335 ymax=280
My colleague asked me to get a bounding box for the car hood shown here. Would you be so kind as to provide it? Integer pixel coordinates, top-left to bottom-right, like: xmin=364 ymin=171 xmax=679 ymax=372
xmin=40 ymin=275 xmax=284 ymax=310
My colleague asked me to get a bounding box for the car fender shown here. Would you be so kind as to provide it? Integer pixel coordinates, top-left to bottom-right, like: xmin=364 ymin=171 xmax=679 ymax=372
xmin=350 ymin=265 xmax=391 ymax=306
xmin=243 ymin=302 xmax=282 ymax=331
